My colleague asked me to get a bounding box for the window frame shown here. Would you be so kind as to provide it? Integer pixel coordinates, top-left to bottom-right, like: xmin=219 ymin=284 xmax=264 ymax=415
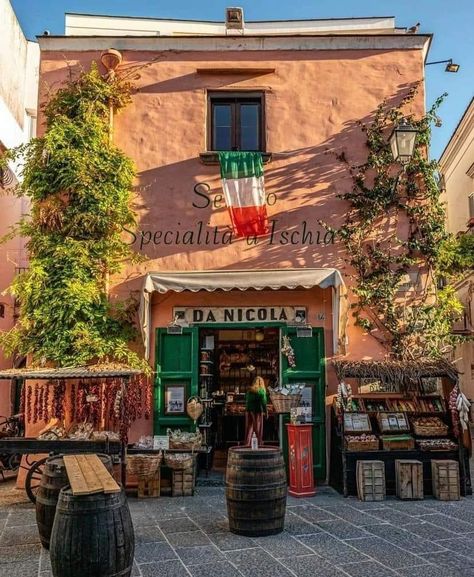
xmin=207 ymin=91 xmax=266 ymax=153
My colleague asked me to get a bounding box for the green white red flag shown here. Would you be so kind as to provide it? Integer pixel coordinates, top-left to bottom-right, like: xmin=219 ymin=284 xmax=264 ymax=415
xmin=218 ymin=151 xmax=269 ymax=237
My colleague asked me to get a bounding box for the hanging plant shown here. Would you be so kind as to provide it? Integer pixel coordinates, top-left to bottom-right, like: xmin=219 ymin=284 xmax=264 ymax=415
xmin=326 ymin=86 xmax=471 ymax=360
xmin=0 ymin=63 xmax=148 ymax=372
xmin=281 ymin=335 xmax=296 ymax=368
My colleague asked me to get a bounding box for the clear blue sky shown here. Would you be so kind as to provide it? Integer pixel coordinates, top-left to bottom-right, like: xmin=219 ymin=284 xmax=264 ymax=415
xmin=10 ymin=0 xmax=474 ymax=159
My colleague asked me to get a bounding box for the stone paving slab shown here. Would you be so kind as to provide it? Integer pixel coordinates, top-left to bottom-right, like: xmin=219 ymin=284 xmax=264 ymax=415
xmin=0 ymin=486 xmax=473 ymax=576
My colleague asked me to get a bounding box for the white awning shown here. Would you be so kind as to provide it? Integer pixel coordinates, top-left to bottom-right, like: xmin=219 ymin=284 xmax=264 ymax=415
xmin=139 ymin=269 xmax=346 ymax=359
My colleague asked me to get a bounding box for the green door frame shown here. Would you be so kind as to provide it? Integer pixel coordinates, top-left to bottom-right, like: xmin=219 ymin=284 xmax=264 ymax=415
xmin=280 ymin=326 xmax=326 ymax=480
xmin=154 ymin=323 xmax=326 ymax=479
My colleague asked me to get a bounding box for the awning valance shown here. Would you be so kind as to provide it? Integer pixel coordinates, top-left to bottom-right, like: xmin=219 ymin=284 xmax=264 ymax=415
xmin=139 ymin=269 xmax=346 ymax=359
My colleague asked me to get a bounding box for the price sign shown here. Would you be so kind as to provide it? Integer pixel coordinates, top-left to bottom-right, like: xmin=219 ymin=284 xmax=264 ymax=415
xmin=153 ymin=435 xmax=169 ymax=450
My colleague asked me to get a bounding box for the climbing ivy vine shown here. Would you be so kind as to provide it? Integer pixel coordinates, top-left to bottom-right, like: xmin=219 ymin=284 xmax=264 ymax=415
xmin=0 ymin=63 xmax=148 ymax=370
xmin=333 ymin=86 xmax=473 ymax=360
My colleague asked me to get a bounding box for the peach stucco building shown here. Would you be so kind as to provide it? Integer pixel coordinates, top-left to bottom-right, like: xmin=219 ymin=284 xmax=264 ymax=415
xmin=32 ymin=12 xmax=431 ymax=479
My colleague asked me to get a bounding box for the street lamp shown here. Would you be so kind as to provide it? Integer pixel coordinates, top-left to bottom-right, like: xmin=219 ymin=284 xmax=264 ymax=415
xmin=389 ymin=118 xmax=419 ymax=165
xmin=426 ymin=58 xmax=460 ymax=73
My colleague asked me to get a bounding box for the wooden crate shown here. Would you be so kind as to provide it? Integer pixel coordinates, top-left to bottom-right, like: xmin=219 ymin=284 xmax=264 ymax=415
xmin=138 ymin=470 xmax=160 ymax=498
xmin=431 ymin=460 xmax=460 ymax=501
xmin=356 ymin=460 xmax=385 ymax=502
xmin=172 ymin=467 xmax=194 ymax=497
xmin=395 ymin=460 xmax=423 ymax=500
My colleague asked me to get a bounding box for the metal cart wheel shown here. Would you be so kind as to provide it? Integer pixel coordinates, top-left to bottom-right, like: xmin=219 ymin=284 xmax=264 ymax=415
xmin=25 ymin=456 xmax=48 ymax=504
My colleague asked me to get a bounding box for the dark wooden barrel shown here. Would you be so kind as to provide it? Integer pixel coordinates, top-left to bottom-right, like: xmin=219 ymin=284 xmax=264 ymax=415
xmin=36 ymin=454 xmax=112 ymax=549
xmin=225 ymin=447 xmax=287 ymax=536
xmin=50 ymin=487 xmax=134 ymax=577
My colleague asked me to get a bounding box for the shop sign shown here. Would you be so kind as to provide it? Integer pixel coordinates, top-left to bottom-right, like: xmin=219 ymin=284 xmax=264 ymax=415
xmin=174 ymin=306 xmax=305 ymax=325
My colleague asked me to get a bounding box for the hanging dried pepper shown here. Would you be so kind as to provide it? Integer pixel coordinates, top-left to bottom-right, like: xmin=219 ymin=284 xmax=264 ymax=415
xmin=38 ymin=385 xmax=44 ymax=421
xmin=26 ymin=385 xmax=32 ymax=423
xmin=70 ymin=383 xmax=77 ymax=422
xmin=145 ymin=377 xmax=152 ymax=420
xmin=45 ymin=382 xmax=52 ymax=422
xmin=33 ymin=385 xmax=39 ymax=423
xmin=52 ymin=380 xmax=66 ymax=420
xmin=19 ymin=382 xmax=25 ymax=417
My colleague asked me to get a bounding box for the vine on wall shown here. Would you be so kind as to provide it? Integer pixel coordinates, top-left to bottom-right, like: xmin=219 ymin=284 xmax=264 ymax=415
xmin=1 ymin=63 xmax=148 ymax=370
xmin=333 ymin=86 xmax=473 ymax=360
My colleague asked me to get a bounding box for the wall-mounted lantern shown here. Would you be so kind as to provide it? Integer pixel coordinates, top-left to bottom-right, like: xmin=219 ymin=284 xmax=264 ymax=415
xmin=389 ymin=118 xmax=419 ymax=165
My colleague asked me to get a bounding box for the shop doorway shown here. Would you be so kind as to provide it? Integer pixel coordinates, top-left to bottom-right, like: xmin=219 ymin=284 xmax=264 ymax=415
xmin=200 ymin=327 xmax=280 ymax=470
xmin=155 ymin=324 xmax=326 ymax=480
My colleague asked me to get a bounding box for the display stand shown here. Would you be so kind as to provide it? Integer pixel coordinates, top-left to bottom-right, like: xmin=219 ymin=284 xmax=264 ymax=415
xmin=330 ymin=359 xmax=471 ymax=498
xmin=0 ymin=365 xmax=144 ymax=499
xmin=286 ymin=424 xmax=316 ymax=497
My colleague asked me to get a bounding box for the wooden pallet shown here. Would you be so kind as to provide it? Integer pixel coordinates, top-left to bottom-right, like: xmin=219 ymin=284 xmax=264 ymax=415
xmin=431 ymin=460 xmax=460 ymax=501
xmin=63 ymin=454 xmax=121 ymax=496
xmin=395 ymin=460 xmax=423 ymax=500
xmin=356 ymin=460 xmax=385 ymax=502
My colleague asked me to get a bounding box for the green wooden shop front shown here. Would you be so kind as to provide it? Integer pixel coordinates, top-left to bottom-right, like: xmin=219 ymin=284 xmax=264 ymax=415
xmin=154 ymin=324 xmax=326 ymax=480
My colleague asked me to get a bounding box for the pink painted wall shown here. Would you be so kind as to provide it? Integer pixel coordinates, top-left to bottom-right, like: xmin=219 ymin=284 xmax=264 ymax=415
xmin=0 ymin=194 xmax=28 ymax=415
xmin=36 ymin=45 xmax=426 ymax=439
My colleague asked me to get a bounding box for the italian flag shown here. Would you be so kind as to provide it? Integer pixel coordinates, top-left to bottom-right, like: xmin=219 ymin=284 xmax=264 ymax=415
xmin=219 ymin=151 xmax=269 ymax=238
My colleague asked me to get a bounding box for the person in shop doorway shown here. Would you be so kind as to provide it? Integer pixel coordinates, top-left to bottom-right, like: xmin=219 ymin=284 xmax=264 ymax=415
xmin=244 ymin=376 xmax=268 ymax=447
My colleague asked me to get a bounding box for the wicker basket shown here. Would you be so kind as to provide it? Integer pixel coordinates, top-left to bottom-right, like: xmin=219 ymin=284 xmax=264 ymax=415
xmin=381 ymin=435 xmax=415 ymax=450
xmin=345 ymin=438 xmax=379 ymax=452
xmin=412 ymin=422 xmax=449 ymax=437
xmin=168 ymin=431 xmax=202 ymax=451
xmin=127 ymin=453 xmax=162 ymax=479
xmin=165 ymin=453 xmax=193 ymax=471
xmin=169 ymin=439 xmax=202 ymax=451
xmin=186 ymin=397 xmax=204 ymax=422
xmin=269 ymin=392 xmax=302 ymax=413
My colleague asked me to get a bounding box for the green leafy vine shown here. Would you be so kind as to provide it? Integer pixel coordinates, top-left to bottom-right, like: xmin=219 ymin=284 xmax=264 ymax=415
xmin=332 ymin=86 xmax=473 ymax=360
xmin=0 ymin=63 xmax=148 ymax=370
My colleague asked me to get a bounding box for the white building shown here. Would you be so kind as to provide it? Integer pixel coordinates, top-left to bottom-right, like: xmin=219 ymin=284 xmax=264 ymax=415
xmin=439 ymin=97 xmax=474 ymax=399
xmin=0 ymin=0 xmax=39 ymax=393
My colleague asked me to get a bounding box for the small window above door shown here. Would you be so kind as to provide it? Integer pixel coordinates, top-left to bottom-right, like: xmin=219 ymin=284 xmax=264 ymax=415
xmin=208 ymin=93 xmax=265 ymax=152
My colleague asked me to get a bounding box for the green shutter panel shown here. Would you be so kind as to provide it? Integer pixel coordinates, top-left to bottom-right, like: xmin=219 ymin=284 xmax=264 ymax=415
xmin=155 ymin=327 xmax=198 ymax=434
xmin=281 ymin=326 xmax=326 ymax=480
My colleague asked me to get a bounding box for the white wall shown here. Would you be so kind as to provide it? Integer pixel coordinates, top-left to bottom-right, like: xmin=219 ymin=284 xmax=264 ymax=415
xmin=0 ymin=0 xmax=39 ymax=383
xmin=65 ymin=13 xmax=397 ymax=37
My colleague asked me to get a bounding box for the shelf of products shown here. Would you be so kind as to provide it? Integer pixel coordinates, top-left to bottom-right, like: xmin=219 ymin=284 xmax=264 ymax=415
xmin=331 ymin=391 xmax=466 ymax=497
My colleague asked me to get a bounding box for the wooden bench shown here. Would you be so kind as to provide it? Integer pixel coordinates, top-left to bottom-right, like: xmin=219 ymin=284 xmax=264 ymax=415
xmin=63 ymin=454 xmax=121 ymax=495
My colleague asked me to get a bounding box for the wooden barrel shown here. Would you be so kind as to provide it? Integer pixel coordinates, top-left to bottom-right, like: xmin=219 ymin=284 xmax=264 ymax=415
xmin=36 ymin=454 xmax=112 ymax=549
xmin=50 ymin=487 xmax=134 ymax=577
xmin=225 ymin=447 xmax=287 ymax=536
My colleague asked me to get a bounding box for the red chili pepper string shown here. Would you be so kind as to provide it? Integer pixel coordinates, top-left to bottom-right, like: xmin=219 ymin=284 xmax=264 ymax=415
xmin=19 ymin=383 xmax=25 ymax=417
xmin=70 ymin=383 xmax=77 ymax=423
xmin=33 ymin=385 xmax=39 ymax=424
xmin=38 ymin=385 xmax=44 ymax=421
xmin=45 ymin=381 xmax=51 ymax=422
xmin=145 ymin=377 xmax=152 ymax=420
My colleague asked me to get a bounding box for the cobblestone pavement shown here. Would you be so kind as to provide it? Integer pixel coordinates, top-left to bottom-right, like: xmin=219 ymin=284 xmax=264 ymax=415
xmin=1 ymin=485 xmax=474 ymax=577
